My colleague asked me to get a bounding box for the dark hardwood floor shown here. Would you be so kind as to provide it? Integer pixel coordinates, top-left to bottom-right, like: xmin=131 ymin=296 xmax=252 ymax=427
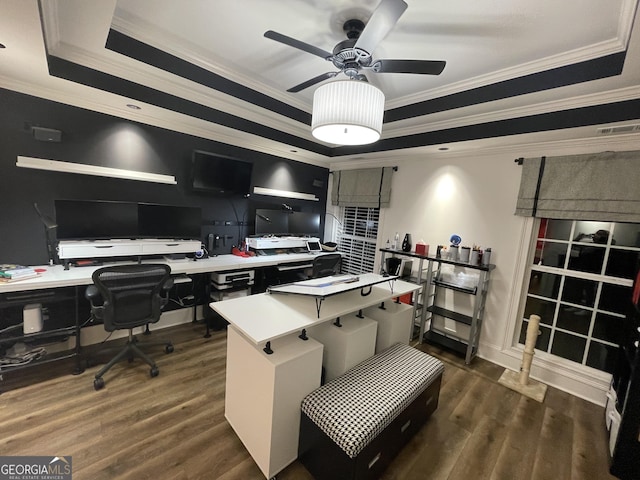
xmin=0 ymin=322 xmax=617 ymax=480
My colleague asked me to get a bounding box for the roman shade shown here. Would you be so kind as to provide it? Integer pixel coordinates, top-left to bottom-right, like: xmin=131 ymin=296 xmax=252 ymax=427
xmin=331 ymin=167 xmax=394 ymax=208
xmin=515 ymin=150 xmax=640 ymax=222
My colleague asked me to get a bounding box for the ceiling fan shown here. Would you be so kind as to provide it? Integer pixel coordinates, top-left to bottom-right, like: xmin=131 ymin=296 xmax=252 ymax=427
xmin=264 ymin=0 xmax=446 ymax=93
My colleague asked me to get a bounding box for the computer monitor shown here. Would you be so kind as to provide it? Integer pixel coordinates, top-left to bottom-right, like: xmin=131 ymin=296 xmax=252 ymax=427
xmin=255 ymin=209 xmax=289 ymax=235
xmin=289 ymin=212 xmax=321 ymax=236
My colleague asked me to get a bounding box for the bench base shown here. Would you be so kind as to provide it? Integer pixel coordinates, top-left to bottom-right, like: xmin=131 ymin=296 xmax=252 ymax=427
xmin=298 ymin=372 xmax=442 ymax=480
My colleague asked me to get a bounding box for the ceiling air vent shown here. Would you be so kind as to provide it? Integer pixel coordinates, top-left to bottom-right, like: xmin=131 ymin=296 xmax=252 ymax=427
xmin=597 ymin=124 xmax=640 ymax=135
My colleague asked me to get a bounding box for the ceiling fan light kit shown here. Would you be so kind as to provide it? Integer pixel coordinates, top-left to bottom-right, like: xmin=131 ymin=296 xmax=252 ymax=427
xmin=311 ymin=80 xmax=385 ymax=145
xmin=265 ymin=0 xmax=445 ymax=146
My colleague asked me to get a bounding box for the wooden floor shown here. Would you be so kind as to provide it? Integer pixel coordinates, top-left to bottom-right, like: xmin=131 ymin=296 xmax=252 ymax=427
xmin=0 ymin=322 xmax=616 ymax=480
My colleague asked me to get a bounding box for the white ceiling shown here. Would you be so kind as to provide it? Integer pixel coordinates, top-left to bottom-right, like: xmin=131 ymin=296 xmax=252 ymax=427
xmin=2 ymin=0 xmax=640 ymax=167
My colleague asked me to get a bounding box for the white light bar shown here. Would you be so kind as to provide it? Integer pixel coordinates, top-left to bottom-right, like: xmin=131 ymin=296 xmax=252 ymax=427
xmin=16 ymin=156 xmax=177 ymax=185
xmin=253 ymin=186 xmax=319 ymax=201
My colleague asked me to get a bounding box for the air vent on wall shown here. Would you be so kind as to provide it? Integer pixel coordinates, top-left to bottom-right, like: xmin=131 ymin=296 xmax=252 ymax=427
xmin=597 ymin=124 xmax=640 ymax=135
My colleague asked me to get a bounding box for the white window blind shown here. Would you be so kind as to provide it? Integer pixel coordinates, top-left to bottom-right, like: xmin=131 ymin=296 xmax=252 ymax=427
xmin=331 ymin=167 xmax=394 ymax=207
xmin=337 ymin=206 xmax=380 ymax=275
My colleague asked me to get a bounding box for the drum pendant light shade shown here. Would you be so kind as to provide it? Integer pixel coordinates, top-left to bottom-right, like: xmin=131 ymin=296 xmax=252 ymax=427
xmin=311 ymin=81 xmax=385 ymax=145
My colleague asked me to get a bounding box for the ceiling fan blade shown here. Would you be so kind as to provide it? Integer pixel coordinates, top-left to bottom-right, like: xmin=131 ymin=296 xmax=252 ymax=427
xmin=354 ymin=0 xmax=408 ymax=56
xmin=264 ymin=30 xmax=333 ymax=60
xmin=372 ymin=59 xmax=446 ymax=75
xmin=287 ymin=72 xmax=339 ymax=93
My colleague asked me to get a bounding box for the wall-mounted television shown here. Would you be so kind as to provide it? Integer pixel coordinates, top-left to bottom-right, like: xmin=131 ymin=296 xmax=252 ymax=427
xmin=55 ymin=200 xmax=202 ymax=241
xmin=191 ymin=150 xmax=253 ymax=196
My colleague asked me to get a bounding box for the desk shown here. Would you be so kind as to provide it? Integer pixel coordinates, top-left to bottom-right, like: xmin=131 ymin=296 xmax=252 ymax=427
xmin=0 ymin=252 xmax=328 ymax=293
xmin=0 ymin=252 xmax=334 ymax=390
xmin=210 ymin=275 xmax=421 ymax=478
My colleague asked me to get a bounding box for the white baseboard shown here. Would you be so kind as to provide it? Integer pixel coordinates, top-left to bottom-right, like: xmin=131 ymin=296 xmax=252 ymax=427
xmin=477 ymin=341 xmax=611 ymax=407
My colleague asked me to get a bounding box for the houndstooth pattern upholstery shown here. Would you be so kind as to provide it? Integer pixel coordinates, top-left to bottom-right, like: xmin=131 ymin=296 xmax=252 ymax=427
xmin=301 ymin=343 xmax=444 ymax=458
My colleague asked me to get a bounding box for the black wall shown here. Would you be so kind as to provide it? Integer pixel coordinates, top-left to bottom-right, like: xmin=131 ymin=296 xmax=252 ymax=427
xmin=0 ymin=89 xmax=329 ymax=265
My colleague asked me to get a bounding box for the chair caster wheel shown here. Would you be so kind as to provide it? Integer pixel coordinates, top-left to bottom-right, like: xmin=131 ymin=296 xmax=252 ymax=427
xmin=150 ymin=366 xmax=159 ymax=378
xmin=94 ymin=378 xmax=105 ymax=390
xmin=165 ymin=344 xmax=174 ymax=354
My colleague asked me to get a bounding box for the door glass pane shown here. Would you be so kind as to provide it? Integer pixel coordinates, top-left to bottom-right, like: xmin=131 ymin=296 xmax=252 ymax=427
xmin=574 ymin=221 xmax=612 ymax=243
xmin=519 ymin=321 xmax=551 ymax=351
xmin=523 ymin=297 xmax=556 ymax=325
xmin=541 ymin=219 xmax=572 ymax=240
xmin=612 ymin=223 xmax=640 ymax=247
xmin=586 ymin=341 xmax=618 ymax=373
xmin=556 ymin=305 xmax=592 ymax=335
xmin=551 ymin=331 xmax=586 ymax=363
xmin=592 ymin=312 xmax=624 ymax=344
xmin=537 ymin=241 xmax=568 ymax=268
xmin=599 ymin=283 xmax=632 ymax=314
xmin=528 ymin=271 xmax=560 ymax=299
xmin=562 ymin=277 xmax=598 ymax=308
xmin=606 ymin=249 xmax=639 ymax=279
xmin=567 ymin=244 xmax=605 ymax=274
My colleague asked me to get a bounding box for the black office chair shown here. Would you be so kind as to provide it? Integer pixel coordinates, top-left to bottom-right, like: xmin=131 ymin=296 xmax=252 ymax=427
xmin=311 ymin=253 xmax=342 ymax=278
xmin=85 ymin=264 xmax=174 ymax=390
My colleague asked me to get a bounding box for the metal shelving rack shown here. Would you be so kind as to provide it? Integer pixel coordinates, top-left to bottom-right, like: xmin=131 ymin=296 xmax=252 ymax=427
xmin=0 ymin=286 xmax=84 ymax=391
xmin=379 ymin=248 xmax=429 ymax=341
xmin=379 ymin=248 xmax=494 ymax=364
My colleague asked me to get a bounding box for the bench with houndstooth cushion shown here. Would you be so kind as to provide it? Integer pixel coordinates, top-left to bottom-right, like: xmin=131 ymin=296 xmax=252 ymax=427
xmin=298 ymin=342 xmax=444 ymax=480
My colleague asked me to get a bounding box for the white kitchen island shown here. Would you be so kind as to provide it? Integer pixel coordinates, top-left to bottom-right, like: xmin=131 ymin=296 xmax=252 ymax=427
xmin=211 ymin=274 xmax=420 ymax=479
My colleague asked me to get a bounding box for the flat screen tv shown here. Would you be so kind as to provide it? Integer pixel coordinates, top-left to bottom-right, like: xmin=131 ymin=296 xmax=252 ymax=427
xmin=55 ymin=199 xmax=139 ymax=240
xmin=191 ymin=150 xmax=253 ymax=196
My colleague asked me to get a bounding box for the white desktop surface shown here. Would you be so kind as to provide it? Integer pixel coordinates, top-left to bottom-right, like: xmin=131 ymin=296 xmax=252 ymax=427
xmin=211 ymin=275 xmax=420 ymax=345
xmin=0 ymin=252 xmax=325 ymax=293
xmin=267 ymin=273 xmax=391 ymax=297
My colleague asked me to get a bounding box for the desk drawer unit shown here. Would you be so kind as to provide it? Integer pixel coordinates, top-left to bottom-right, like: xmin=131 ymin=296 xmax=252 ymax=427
xmin=140 ymin=240 xmax=200 ymax=255
xmin=57 ymin=239 xmax=201 ymax=260
xmin=58 ymin=241 xmax=141 ymax=259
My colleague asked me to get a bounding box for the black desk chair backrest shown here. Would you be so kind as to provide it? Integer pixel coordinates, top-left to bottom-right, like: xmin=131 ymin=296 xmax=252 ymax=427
xmin=312 ymin=254 xmax=342 ymax=278
xmin=89 ymin=264 xmax=172 ymax=332
xmin=85 ymin=263 xmax=174 ymax=390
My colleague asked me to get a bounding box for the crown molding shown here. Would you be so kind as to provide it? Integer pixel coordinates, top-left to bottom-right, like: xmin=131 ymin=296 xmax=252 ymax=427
xmin=383 ymin=85 xmax=640 ymax=138
xmin=109 ymin=16 xmax=308 ymax=112
xmin=328 ymin=130 xmax=640 ymax=171
xmin=0 ymin=74 xmax=330 ymax=167
xmin=46 ymin=44 xmax=319 ymax=154
xmin=39 ymin=0 xmax=62 ymax=51
xmin=387 ymin=0 xmax=638 ymax=109
xmin=386 ymin=38 xmax=627 ymax=110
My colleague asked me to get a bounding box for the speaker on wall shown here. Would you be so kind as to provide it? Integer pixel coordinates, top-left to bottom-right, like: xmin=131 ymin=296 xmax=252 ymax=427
xmin=32 ymin=127 xmax=62 ymax=142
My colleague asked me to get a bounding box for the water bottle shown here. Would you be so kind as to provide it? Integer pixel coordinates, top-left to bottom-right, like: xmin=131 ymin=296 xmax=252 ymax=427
xmin=392 ymin=232 xmax=399 ymax=250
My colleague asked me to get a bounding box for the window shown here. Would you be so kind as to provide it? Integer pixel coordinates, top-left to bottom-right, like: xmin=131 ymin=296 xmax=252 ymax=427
xmin=337 ymin=206 xmax=380 ymax=275
xmin=519 ymin=219 xmax=640 ymax=373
